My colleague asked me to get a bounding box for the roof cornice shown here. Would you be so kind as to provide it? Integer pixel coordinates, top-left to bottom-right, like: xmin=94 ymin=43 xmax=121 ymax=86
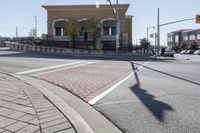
xmin=42 ymin=4 xmax=130 ymax=11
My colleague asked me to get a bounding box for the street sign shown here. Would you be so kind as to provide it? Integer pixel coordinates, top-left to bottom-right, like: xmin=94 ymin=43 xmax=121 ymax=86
xmin=150 ymin=33 xmax=157 ymax=38
xmin=150 ymin=34 xmax=154 ymax=38
xmin=196 ymin=15 xmax=200 ymax=24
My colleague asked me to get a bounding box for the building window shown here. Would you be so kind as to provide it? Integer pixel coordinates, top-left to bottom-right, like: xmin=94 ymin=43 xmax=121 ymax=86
xmin=103 ymin=20 xmax=116 ymax=36
xmin=183 ymin=35 xmax=188 ymax=41
xmin=168 ymin=36 xmax=173 ymax=42
xmin=55 ymin=28 xmax=61 ymax=36
xmin=189 ymin=34 xmax=195 ymax=40
xmin=111 ymin=27 xmax=116 ymax=35
xmin=54 ymin=20 xmax=68 ymax=36
xmin=175 ymin=35 xmax=179 ymax=43
xmin=80 ymin=27 xmax=86 ymax=36
xmin=197 ymin=34 xmax=200 ymax=40
xmin=103 ymin=27 xmax=110 ymax=35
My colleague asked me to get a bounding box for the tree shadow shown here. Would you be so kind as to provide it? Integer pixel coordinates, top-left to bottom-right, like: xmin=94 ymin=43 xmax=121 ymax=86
xmin=129 ymin=62 xmax=174 ymax=122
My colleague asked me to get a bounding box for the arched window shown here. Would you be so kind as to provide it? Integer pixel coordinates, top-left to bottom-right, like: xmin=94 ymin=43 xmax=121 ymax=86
xmin=79 ymin=19 xmax=89 ymax=36
xmin=79 ymin=19 xmax=89 ymax=41
xmin=53 ymin=20 xmax=68 ymax=36
xmin=102 ymin=20 xmax=116 ymax=36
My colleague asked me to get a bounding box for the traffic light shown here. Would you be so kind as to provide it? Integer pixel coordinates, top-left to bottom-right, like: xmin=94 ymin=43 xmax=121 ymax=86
xmin=196 ymin=15 xmax=200 ymax=24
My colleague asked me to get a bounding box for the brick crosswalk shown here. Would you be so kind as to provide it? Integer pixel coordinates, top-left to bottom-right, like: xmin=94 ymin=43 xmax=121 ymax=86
xmin=36 ymin=61 xmax=133 ymax=102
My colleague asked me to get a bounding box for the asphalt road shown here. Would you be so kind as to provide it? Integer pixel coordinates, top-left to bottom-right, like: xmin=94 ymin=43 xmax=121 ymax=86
xmin=94 ymin=57 xmax=200 ymax=133
xmin=1 ymin=50 xmax=200 ymax=133
xmin=0 ymin=50 xmax=88 ymax=73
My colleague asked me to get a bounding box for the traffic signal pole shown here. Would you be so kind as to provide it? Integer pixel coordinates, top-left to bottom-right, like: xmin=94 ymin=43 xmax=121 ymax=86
xmin=107 ymin=0 xmax=120 ymax=55
xmin=157 ymin=8 xmax=160 ymax=56
xmin=156 ymin=8 xmax=195 ymax=56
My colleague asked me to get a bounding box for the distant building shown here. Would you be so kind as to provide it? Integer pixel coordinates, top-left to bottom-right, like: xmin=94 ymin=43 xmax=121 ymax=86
xmin=42 ymin=4 xmax=132 ymax=46
xmin=167 ymin=29 xmax=200 ymax=49
xmin=181 ymin=29 xmax=200 ymax=47
xmin=167 ymin=29 xmax=188 ymax=48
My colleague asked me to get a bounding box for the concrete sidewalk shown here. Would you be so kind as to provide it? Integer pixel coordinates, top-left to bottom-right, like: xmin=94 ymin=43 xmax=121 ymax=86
xmin=0 ymin=73 xmax=122 ymax=133
xmin=0 ymin=73 xmax=76 ymax=133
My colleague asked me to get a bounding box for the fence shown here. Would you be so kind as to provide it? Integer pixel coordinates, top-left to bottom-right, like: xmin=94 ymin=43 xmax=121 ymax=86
xmin=9 ymin=43 xmax=118 ymax=56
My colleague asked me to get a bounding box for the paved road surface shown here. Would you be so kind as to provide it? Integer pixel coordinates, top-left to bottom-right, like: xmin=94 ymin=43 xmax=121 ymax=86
xmin=1 ymin=50 xmax=200 ymax=133
xmin=94 ymin=59 xmax=200 ymax=133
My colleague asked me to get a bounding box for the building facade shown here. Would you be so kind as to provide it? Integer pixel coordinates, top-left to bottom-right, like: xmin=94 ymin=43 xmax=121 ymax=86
xmin=167 ymin=29 xmax=200 ymax=49
xmin=42 ymin=4 xmax=132 ymax=45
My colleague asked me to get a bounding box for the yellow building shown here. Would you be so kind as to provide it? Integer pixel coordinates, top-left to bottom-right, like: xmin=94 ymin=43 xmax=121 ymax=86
xmin=43 ymin=4 xmax=132 ymax=48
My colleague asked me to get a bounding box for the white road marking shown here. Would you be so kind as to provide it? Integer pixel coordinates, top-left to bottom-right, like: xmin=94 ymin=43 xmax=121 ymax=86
xmin=31 ymin=61 xmax=96 ymax=76
xmin=16 ymin=61 xmax=86 ymax=75
xmin=88 ymin=61 xmax=150 ymax=105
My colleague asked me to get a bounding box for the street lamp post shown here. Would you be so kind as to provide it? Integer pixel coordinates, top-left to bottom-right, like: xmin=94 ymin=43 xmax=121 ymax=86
xmin=34 ymin=16 xmax=37 ymax=38
xmin=106 ymin=0 xmax=120 ymax=55
xmin=157 ymin=8 xmax=160 ymax=56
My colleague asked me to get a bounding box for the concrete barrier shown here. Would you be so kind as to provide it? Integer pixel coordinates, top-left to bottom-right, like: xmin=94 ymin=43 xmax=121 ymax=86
xmin=74 ymin=49 xmax=89 ymax=55
xmin=9 ymin=43 xmax=132 ymax=56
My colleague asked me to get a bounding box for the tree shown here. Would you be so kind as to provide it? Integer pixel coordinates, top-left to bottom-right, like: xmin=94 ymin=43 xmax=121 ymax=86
xmin=180 ymin=43 xmax=187 ymax=50
xmin=86 ymin=18 xmax=101 ymax=50
xmin=139 ymin=38 xmax=150 ymax=53
xmin=172 ymin=45 xmax=180 ymax=53
xmin=64 ymin=18 xmax=81 ymax=47
xmin=189 ymin=41 xmax=197 ymax=50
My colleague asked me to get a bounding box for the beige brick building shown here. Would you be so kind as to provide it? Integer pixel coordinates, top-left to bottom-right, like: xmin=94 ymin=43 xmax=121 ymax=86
xmin=42 ymin=4 xmax=132 ymax=44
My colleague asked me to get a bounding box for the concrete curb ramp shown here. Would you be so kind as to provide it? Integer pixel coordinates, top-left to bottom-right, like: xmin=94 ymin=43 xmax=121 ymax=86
xmin=13 ymin=74 xmax=122 ymax=133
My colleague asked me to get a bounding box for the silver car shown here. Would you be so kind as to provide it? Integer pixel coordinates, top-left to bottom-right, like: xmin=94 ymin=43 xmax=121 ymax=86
xmin=164 ymin=50 xmax=174 ymax=57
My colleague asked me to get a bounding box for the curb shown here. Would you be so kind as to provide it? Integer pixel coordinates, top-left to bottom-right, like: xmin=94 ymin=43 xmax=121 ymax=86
xmin=8 ymin=48 xmax=152 ymax=61
xmin=11 ymin=74 xmax=122 ymax=133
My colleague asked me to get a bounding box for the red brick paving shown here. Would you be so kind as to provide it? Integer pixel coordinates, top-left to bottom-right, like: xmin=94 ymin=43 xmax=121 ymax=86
xmin=36 ymin=61 xmax=136 ymax=102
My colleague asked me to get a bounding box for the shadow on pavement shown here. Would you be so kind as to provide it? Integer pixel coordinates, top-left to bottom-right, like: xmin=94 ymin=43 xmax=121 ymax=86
xmin=0 ymin=50 xmax=152 ymax=62
xmin=129 ymin=62 xmax=174 ymax=122
xmin=134 ymin=62 xmax=200 ymax=86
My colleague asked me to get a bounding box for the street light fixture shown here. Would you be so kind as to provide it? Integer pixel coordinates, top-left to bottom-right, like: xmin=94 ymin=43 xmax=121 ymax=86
xmin=147 ymin=26 xmax=155 ymax=41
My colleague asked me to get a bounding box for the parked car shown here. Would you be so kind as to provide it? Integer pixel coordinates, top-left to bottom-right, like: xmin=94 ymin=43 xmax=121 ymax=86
xmin=194 ymin=50 xmax=200 ymax=55
xmin=184 ymin=50 xmax=194 ymax=55
xmin=180 ymin=50 xmax=186 ymax=54
xmin=164 ymin=49 xmax=174 ymax=57
xmin=0 ymin=41 xmax=6 ymax=47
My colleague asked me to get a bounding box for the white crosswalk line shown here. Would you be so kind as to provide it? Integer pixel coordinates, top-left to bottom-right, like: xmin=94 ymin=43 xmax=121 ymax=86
xmin=16 ymin=61 xmax=86 ymax=74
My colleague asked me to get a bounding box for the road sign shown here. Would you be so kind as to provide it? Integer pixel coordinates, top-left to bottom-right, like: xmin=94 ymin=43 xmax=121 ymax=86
xmin=150 ymin=34 xmax=154 ymax=38
xmin=196 ymin=15 xmax=200 ymax=24
xmin=150 ymin=33 xmax=157 ymax=38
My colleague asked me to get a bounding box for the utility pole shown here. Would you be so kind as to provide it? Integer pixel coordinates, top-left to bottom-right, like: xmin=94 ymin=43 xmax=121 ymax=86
xmin=106 ymin=0 xmax=120 ymax=55
xmin=116 ymin=0 xmax=120 ymax=55
xmin=157 ymin=8 xmax=160 ymax=56
xmin=34 ymin=16 xmax=37 ymax=38
xmin=156 ymin=8 xmax=195 ymax=56
xmin=155 ymin=33 xmax=157 ymax=57
xmin=16 ymin=27 xmax=18 ymax=38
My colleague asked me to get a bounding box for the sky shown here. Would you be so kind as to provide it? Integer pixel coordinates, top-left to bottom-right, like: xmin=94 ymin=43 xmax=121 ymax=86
xmin=0 ymin=0 xmax=200 ymax=45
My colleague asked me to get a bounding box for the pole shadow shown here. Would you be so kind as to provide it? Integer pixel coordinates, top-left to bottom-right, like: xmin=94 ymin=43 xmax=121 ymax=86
xmin=133 ymin=62 xmax=200 ymax=86
xmin=129 ymin=62 xmax=173 ymax=122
